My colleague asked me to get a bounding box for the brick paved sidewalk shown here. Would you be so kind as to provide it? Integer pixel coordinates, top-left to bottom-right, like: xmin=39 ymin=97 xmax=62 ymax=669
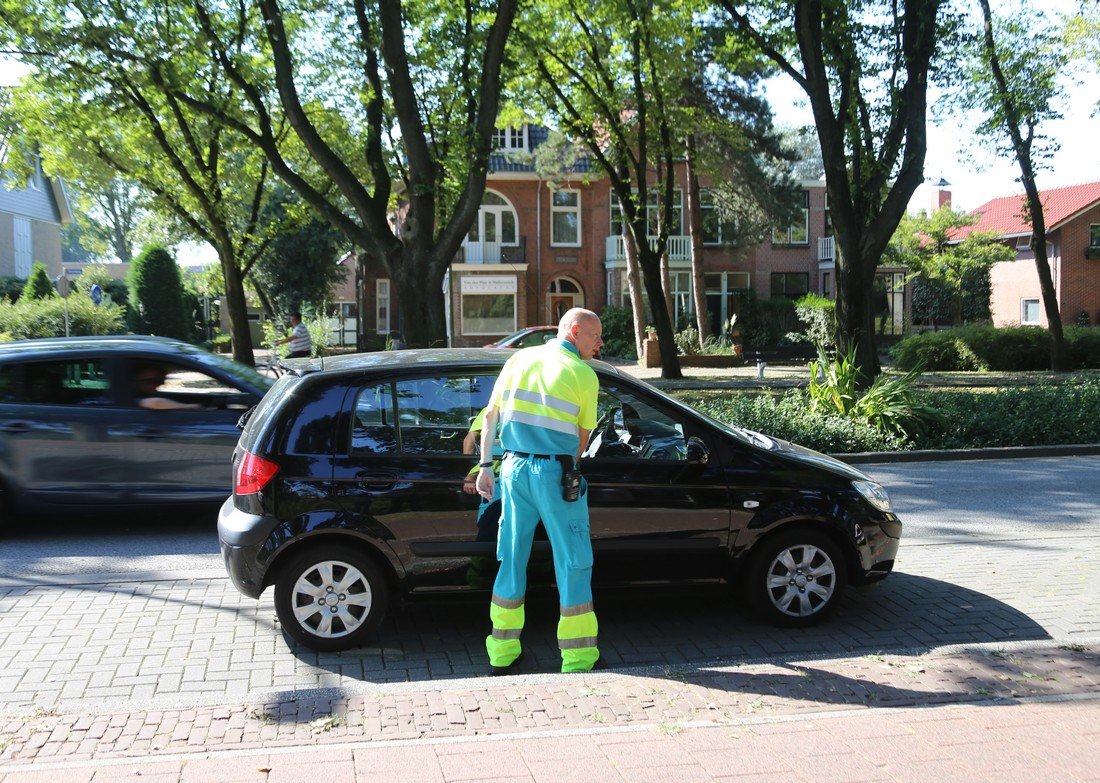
xmin=1 ymin=643 xmax=1096 ymax=778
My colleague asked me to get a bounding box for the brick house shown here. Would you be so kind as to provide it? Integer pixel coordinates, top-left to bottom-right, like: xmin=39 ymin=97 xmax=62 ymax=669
xmin=360 ymin=125 xmax=908 ymax=347
xmin=956 ymin=181 xmax=1100 ymax=328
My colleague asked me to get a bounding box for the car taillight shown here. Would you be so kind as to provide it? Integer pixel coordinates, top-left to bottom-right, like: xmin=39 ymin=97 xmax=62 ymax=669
xmin=235 ymin=450 xmax=279 ymax=495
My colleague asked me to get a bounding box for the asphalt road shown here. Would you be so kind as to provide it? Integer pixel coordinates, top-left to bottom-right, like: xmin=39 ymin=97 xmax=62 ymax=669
xmin=1 ymin=455 xmax=1097 ymax=583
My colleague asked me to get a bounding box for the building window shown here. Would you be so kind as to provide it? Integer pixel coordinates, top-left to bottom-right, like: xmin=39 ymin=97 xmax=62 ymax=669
xmin=551 ymin=190 xmax=581 ymax=246
xmin=461 ymin=275 xmax=516 ymax=335
xmin=1021 ymin=298 xmax=1041 ymax=326
xmin=772 ymin=191 xmax=809 ymax=245
xmin=823 ymin=190 xmax=832 ymax=236
xmin=610 ymin=189 xmax=683 ymax=237
xmin=1090 ymin=224 xmax=1100 ymax=248
xmin=492 ymin=126 xmax=526 ymax=151
xmin=700 ymin=189 xmax=736 ymax=245
xmin=376 ymin=279 xmax=390 ymax=334
xmin=771 ymin=272 xmax=809 ymax=300
xmin=822 ymin=271 xmax=832 ymax=299
xmin=13 ymin=217 xmax=32 ymax=278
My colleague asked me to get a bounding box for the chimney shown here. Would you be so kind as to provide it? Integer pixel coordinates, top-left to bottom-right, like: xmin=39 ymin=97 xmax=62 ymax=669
xmin=933 ymin=177 xmax=952 ymax=211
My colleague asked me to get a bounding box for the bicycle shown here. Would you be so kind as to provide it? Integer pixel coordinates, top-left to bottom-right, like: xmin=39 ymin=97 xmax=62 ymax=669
xmin=255 ymin=349 xmax=287 ymax=379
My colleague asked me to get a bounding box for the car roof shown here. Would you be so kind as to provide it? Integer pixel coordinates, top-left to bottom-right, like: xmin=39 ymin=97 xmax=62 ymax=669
xmin=307 ymin=348 xmax=626 ymax=380
xmin=0 ymin=334 xmax=202 ymax=360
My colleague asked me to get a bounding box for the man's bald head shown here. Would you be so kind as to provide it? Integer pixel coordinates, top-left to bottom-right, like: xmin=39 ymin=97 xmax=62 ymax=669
xmin=559 ymin=308 xmax=603 ymax=360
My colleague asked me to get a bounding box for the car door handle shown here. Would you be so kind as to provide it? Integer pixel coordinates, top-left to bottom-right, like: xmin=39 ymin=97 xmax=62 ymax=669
xmin=0 ymin=421 xmax=31 ymax=435
xmin=357 ymin=473 xmax=397 ymax=491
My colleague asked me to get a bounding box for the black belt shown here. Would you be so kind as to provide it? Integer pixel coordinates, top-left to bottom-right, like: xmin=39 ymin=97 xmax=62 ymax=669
xmin=506 ymin=451 xmax=573 ymax=465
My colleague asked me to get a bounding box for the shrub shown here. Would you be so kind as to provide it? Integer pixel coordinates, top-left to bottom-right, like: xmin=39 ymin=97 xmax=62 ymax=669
xmin=0 ymin=291 xmax=126 ymax=339
xmin=889 ymin=325 xmax=1098 ymax=371
xmin=808 ymin=345 xmax=942 ymax=438
xmin=678 ymin=390 xmax=906 ymax=454
xmin=913 ymin=382 xmax=1100 ymax=449
xmin=735 ymin=294 xmax=799 ymax=349
xmin=597 ymin=304 xmax=639 ymax=360
xmin=786 ymin=293 xmax=836 ymax=349
xmin=127 ymin=244 xmax=191 ymax=340
xmin=22 ymin=262 xmax=57 ymax=300
xmin=676 ymin=325 xmax=700 ymax=355
xmin=0 ymin=276 xmax=25 ymax=303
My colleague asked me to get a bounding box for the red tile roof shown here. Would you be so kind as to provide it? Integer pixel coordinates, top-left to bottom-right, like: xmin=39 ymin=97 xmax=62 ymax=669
xmin=955 ymin=181 xmax=1100 ymax=239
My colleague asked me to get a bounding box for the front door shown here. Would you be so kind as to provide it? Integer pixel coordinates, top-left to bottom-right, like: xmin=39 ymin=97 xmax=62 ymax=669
xmin=549 ymin=295 xmax=575 ymax=323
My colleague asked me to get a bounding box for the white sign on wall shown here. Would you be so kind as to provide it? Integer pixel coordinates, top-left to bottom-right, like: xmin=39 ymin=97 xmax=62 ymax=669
xmin=461 ymin=275 xmax=517 ymax=294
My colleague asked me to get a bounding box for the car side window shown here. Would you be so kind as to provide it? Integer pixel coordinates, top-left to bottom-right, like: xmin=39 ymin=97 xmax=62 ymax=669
xmin=518 ymin=331 xmax=553 ymax=349
xmin=392 ymin=374 xmax=495 ymax=455
xmin=584 ymin=383 xmax=687 ymax=461
xmin=351 ymin=383 xmax=397 ymax=454
xmin=0 ymin=359 xmax=111 ymax=406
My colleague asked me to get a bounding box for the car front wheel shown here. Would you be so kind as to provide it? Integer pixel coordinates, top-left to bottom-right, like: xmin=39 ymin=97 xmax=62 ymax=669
xmin=745 ymin=528 xmax=846 ymax=627
xmin=274 ymin=545 xmax=389 ymax=651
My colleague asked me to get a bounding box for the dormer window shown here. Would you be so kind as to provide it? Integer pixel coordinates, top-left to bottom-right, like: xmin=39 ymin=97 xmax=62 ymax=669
xmin=493 ymin=126 xmax=526 ymax=151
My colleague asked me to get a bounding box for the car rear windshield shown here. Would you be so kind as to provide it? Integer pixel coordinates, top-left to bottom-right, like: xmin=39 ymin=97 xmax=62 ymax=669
xmin=237 ymin=374 xmax=296 ymax=451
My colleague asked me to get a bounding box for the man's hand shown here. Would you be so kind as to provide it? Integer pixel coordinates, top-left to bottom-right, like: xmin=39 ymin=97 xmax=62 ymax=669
xmin=475 ymin=467 xmax=494 ymax=501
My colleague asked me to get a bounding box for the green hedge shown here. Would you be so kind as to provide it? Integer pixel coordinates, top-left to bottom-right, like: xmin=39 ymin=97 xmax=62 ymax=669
xmin=677 ymin=391 xmax=906 ymax=454
xmin=892 ymin=325 xmax=1100 ymax=371
xmin=673 ymin=381 xmax=1100 ymax=453
xmin=0 ymin=293 xmax=126 ymax=340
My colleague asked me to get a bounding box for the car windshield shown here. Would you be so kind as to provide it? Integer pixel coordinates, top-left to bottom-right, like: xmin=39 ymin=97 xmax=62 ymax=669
xmin=630 ymin=379 xmax=777 ymax=451
xmin=194 ymin=350 xmax=274 ymax=391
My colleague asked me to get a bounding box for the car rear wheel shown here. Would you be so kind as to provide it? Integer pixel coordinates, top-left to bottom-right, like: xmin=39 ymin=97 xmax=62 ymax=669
xmin=745 ymin=528 xmax=846 ymax=627
xmin=274 ymin=546 xmax=389 ymax=651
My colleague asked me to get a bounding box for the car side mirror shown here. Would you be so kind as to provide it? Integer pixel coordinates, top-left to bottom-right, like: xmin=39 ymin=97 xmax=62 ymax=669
xmin=686 ymin=436 xmax=709 ymax=465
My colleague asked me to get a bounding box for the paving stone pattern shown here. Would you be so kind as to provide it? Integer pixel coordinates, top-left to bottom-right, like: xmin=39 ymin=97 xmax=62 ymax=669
xmin=0 ymin=531 xmax=1096 ymax=716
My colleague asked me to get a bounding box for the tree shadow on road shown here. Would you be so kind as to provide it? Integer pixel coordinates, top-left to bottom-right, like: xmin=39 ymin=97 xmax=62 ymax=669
xmin=285 ymin=570 xmax=1055 ymax=685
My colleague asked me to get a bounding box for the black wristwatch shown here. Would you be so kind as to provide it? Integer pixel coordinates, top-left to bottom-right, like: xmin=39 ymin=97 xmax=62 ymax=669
xmin=478 ymin=461 xmax=494 ymax=469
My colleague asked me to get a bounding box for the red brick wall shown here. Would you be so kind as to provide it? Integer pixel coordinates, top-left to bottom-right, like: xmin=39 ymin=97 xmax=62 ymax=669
xmin=1057 ymin=204 xmax=1100 ymax=325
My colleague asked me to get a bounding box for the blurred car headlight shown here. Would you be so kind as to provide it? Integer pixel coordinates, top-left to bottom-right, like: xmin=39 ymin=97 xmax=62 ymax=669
xmin=853 ymin=480 xmax=892 ymax=513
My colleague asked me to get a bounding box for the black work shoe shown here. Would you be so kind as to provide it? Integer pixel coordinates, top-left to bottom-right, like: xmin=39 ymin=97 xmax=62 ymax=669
xmin=489 ymin=652 xmax=524 ymax=677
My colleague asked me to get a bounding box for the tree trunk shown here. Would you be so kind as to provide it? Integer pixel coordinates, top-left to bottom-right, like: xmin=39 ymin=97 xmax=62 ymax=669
xmin=659 ymin=250 xmax=673 ymax=329
xmin=684 ymin=135 xmax=709 ymax=347
xmin=391 ymin=244 xmax=449 ymax=348
xmin=1031 ymin=230 xmax=1066 ymax=370
xmin=631 ymin=219 xmax=682 ymax=379
xmin=220 ymin=249 xmax=255 ymax=366
xmin=833 ymin=240 xmax=880 ymax=381
xmin=622 ymin=230 xmax=647 ymax=360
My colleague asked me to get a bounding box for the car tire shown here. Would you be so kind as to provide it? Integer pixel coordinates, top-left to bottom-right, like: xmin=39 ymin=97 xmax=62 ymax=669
xmin=274 ymin=545 xmax=390 ymax=651
xmin=744 ymin=527 xmax=847 ymax=628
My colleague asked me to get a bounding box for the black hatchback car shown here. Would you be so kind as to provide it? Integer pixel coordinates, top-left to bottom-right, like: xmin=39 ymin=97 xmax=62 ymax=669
xmin=219 ymin=349 xmax=901 ymax=652
xmin=0 ymin=335 xmax=272 ymax=520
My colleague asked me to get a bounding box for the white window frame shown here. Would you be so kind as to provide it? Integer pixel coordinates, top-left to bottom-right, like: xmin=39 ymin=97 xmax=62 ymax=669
xmin=1089 ymin=224 xmax=1100 ymax=248
xmin=376 ymin=279 xmax=390 ymax=334
xmin=1015 ymin=235 xmax=1033 ymax=250
xmin=1021 ymin=298 xmax=1041 ymax=326
xmin=609 ymin=189 xmax=684 ymax=237
xmin=772 ymin=190 xmax=810 ymax=245
xmin=550 ymin=189 xmax=582 ymax=247
xmin=492 ymin=126 xmax=527 ymax=151
xmin=13 ymin=217 xmax=32 ymax=278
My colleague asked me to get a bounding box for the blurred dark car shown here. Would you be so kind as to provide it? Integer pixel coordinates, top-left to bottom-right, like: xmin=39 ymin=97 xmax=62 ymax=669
xmin=218 ymin=349 xmax=902 ymax=652
xmin=483 ymin=325 xmax=558 ymax=349
xmin=0 ymin=335 xmax=273 ymax=519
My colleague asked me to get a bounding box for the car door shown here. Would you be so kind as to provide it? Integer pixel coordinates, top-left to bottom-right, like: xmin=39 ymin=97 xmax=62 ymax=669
xmin=331 ymin=371 xmax=501 ymax=589
xmin=0 ymin=355 xmax=128 ymax=506
xmin=115 ymin=357 xmax=263 ymax=503
xmin=581 ymin=377 xmax=732 ymax=584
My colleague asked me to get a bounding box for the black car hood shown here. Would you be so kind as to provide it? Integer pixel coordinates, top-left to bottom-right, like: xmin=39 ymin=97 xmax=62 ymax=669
xmin=742 ymin=429 xmax=871 ymax=482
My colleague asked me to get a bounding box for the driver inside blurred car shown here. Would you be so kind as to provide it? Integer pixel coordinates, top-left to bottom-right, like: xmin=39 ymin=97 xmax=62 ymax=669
xmin=134 ymin=364 xmax=203 ymax=411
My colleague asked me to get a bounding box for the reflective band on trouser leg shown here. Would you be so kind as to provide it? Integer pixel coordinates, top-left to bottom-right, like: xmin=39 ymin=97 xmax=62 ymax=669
xmin=558 ymin=607 xmax=598 ymax=672
xmin=486 ymin=595 xmax=525 ymax=667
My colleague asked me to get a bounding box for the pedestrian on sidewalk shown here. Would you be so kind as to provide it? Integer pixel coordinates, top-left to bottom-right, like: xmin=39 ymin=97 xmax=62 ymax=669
xmin=274 ymin=311 xmax=312 ymax=358
xmin=475 ymin=307 xmax=603 ymax=674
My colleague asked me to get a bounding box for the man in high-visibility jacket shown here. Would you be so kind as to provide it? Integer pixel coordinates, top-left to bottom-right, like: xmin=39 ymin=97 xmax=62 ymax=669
xmin=475 ymin=308 xmax=603 ymax=674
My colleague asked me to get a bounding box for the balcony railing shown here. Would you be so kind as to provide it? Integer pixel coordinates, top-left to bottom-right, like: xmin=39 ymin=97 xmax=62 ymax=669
xmin=456 ymin=236 xmax=527 ymax=264
xmin=604 ymin=234 xmax=691 ymax=262
xmin=818 ymin=236 xmax=835 ymax=262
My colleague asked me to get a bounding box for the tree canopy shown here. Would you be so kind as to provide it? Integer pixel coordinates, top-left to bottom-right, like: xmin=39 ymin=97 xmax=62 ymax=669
xmin=718 ymin=0 xmax=948 ymax=384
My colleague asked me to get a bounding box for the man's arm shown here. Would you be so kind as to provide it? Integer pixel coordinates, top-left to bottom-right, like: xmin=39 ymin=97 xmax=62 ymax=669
xmin=577 ymin=428 xmax=590 ymax=462
xmin=475 ymin=405 xmax=499 ymax=500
